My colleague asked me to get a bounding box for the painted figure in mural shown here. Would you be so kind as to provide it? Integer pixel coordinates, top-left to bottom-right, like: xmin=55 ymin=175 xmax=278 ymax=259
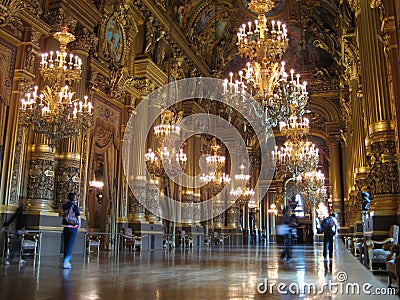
xmin=106 ymin=18 xmax=123 ymax=63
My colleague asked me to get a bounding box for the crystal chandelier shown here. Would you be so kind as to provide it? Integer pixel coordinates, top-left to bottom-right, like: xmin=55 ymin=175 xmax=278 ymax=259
xmin=279 ymin=114 xmax=310 ymax=139
xmin=237 ymin=13 xmax=288 ymax=63
xmin=225 ymin=61 xmax=308 ymax=128
xmin=145 ymin=109 xmax=187 ymax=177
xmin=272 ymin=139 xmax=319 ymax=177
xmin=19 ymin=27 xmax=92 ymax=143
xmin=223 ymin=0 xmax=310 ymax=128
xmin=200 ymin=138 xmax=231 ymax=191
xmin=230 ymin=164 xmax=255 ymax=207
xmin=298 ymin=170 xmax=327 ymax=207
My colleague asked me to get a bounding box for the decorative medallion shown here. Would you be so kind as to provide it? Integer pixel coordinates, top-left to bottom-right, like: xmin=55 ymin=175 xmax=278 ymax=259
xmin=105 ymin=17 xmax=124 ymax=63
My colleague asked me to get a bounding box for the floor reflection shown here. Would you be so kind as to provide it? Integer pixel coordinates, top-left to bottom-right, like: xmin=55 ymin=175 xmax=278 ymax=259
xmin=0 ymin=241 xmax=395 ymax=300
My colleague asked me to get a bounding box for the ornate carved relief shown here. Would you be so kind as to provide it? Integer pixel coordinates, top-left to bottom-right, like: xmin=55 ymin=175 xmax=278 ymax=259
xmin=27 ymin=155 xmax=55 ymax=204
xmin=308 ymin=111 xmax=327 ymax=132
xmin=43 ymin=8 xmax=77 ymax=33
xmin=346 ymin=0 xmax=360 ymax=13
xmin=0 ymin=0 xmax=42 ymax=28
xmin=70 ymin=26 xmax=98 ymax=54
xmin=55 ymin=164 xmax=80 ymax=206
xmin=108 ymin=67 xmax=134 ymax=102
xmin=366 ymin=140 xmax=399 ymax=197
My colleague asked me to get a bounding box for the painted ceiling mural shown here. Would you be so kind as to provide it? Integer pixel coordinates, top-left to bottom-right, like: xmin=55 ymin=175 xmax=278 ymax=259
xmin=172 ymin=0 xmax=340 ymax=88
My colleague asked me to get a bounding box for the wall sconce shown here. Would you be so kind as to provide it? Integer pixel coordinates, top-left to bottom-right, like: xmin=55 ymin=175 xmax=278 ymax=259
xmin=89 ymin=180 xmax=104 ymax=204
xmin=268 ymin=203 xmax=278 ymax=215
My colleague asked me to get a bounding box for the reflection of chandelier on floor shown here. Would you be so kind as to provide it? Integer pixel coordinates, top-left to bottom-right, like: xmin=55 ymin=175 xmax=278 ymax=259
xmin=230 ymin=164 xmax=255 ymax=207
xmin=19 ymin=27 xmax=92 ymax=143
xmin=200 ymin=138 xmax=231 ymax=192
xmin=145 ymin=109 xmax=187 ymax=177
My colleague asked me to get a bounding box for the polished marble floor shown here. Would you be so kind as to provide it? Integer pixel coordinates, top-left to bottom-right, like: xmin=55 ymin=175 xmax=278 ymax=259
xmin=0 ymin=240 xmax=398 ymax=300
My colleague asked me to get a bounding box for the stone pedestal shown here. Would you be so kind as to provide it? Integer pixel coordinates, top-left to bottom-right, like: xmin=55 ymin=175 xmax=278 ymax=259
xmin=364 ymin=213 xmax=397 ymax=240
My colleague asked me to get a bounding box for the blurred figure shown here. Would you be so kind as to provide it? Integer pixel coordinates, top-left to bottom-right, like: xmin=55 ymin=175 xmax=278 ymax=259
xmin=1 ymin=203 xmax=26 ymax=265
xmin=280 ymin=205 xmax=294 ymax=262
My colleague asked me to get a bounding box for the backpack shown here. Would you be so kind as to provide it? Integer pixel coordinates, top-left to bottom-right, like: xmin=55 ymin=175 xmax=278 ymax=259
xmin=63 ymin=205 xmax=78 ymax=226
xmin=322 ymin=217 xmax=336 ymax=235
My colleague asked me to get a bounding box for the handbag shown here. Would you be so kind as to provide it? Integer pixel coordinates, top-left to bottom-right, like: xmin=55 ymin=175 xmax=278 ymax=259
xmin=63 ymin=205 xmax=78 ymax=226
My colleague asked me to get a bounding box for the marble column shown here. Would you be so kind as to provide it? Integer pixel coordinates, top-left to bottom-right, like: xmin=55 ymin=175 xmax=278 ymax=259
xmin=146 ymin=97 xmax=161 ymax=223
xmin=128 ymin=98 xmax=148 ymax=223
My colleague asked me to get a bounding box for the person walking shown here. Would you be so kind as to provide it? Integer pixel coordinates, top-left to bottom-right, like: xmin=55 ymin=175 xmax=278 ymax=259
xmin=280 ymin=205 xmax=294 ymax=262
xmin=1 ymin=203 xmax=26 ymax=265
xmin=62 ymin=193 xmax=81 ymax=269
xmin=322 ymin=212 xmax=338 ymax=261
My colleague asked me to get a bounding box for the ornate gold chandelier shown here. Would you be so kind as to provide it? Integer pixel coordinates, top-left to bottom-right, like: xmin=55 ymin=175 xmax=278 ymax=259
xmin=223 ymin=0 xmax=309 ymax=128
xmin=19 ymin=27 xmax=92 ymax=143
xmin=145 ymin=109 xmax=187 ymax=177
xmin=298 ymin=170 xmax=327 ymax=207
xmin=279 ymin=114 xmax=310 ymax=139
xmin=229 ymin=164 xmax=254 ymax=207
xmin=272 ymin=139 xmax=319 ymax=177
xmin=200 ymin=138 xmax=231 ymax=191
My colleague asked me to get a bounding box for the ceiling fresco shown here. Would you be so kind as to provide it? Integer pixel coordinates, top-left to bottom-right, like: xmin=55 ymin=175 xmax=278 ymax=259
xmin=167 ymin=0 xmax=343 ymax=126
xmin=173 ymin=0 xmax=340 ymax=82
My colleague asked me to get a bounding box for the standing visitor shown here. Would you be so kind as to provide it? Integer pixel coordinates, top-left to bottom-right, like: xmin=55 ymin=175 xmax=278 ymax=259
xmin=321 ymin=212 xmax=338 ymax=261
xmin=62 ymin=193 xmax=81 ymax=269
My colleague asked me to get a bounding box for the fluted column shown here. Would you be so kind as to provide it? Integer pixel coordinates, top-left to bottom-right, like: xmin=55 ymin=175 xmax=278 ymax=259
xmin=27 ymin=133 xmax=56 ymax=212
xmin=373 ymin=0 xmax=400 ymax=215
xmin=146 ymin=97 xmax=161 ymax=223
xmin=128 ymin=99 xmax=148 ymax=223
xmin=327 ymin=134 xmax=343 ymax=223
xmin=146 ymin=179 xmax=160 ymax=223
xmin=358 ymin=0 xmax=399 ymax=217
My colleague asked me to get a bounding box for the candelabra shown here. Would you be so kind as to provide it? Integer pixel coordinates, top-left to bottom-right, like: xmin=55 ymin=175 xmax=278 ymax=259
xmin=279 ymin=114 xmax=310 ymax=139
xmin=19 ymin=27 xmax=92 ymax=143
